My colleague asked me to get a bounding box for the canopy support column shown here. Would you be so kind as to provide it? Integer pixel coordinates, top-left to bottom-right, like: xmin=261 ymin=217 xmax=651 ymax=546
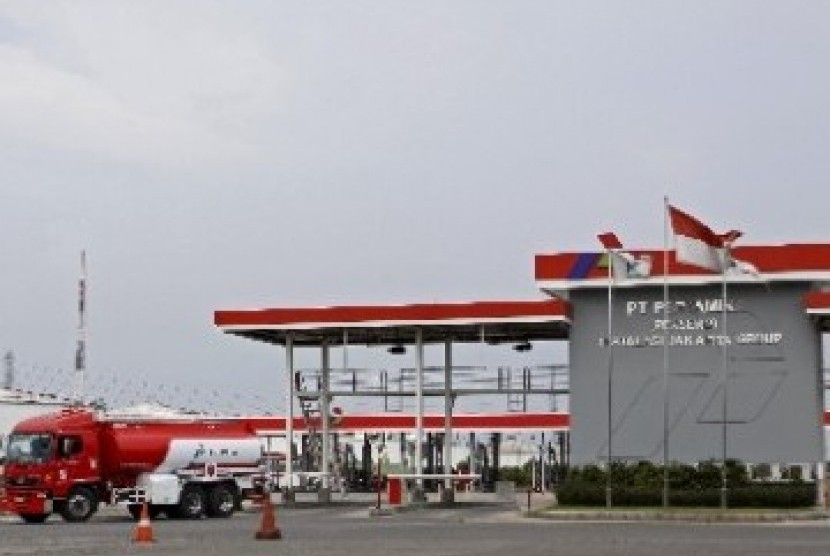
xmin=442 ymin=338 xmax=454 ymax=503
xmin=413 ymin=328 xmax=425 ymax=502
xmin=284 ymin=334 xmax=295 ymax=502
xmin=320 ymin=342 xmax=331 ymax=503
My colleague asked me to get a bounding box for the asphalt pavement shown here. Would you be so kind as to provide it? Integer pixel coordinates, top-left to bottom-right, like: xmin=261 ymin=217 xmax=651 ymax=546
xmin=2 ymin=495 xmax=830 ymax=556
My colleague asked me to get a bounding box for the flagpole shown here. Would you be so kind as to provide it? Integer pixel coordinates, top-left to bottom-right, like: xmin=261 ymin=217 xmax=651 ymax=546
xmin=662 ymin=197 xmax=670 ymax=508
xmin=606 ymin=244 xmax=614 ymax=509
xmin=720 ymin=254 xmax=729 ymax=509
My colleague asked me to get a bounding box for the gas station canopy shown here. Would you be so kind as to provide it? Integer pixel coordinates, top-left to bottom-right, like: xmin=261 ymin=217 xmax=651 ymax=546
xmin=215 ymin=245 xmax=830 ymax=345
xmin=214 ymin=299 xmax=571 ymax=347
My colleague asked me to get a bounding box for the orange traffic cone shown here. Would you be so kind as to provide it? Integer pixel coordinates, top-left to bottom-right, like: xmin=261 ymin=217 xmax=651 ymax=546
xmin=132 ymin=502 xmax=155 ymax=544
xmin=255 ymin=493 xmax=282 ymax=540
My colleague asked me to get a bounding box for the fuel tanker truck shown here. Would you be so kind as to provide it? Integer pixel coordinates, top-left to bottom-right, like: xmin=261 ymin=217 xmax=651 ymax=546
xmin=0 ymin=408 xmax=268 ymax=523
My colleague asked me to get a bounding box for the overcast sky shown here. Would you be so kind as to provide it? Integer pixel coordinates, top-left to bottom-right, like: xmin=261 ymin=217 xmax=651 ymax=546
xmin=0 ymin=2 xmax=827 ymax=413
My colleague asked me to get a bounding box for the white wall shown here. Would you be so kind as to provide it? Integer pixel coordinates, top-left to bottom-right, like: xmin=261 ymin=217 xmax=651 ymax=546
xmin=0 ymin=395 xmax=71 ymax=462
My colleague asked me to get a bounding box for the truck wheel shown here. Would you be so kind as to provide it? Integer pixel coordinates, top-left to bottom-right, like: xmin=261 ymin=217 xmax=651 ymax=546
xmin=206 ymin=485 xmax=235 ymax=518
xmin=20 ymin=513 xmax=49 ymax=524
xmin=176 ymin=485 xmax=205 ymax=519
xmin=60 ymin=486 xmax=98 ymax=522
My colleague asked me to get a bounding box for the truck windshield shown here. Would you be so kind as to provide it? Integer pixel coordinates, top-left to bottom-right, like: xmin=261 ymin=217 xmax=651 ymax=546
xmin=5 ymin=433 xmax=53 ymax=464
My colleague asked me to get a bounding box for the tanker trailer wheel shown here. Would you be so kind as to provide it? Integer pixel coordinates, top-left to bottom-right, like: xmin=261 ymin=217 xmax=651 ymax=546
xmin=20 ymin=513 xmax=49 ymax=524
xmin=206 ymin=484 xmax=235 ymax=518
xmin=176 ymin=485 xmax=205 ymax=519
xmin=60 ymin=486 xmax=98 ymax=522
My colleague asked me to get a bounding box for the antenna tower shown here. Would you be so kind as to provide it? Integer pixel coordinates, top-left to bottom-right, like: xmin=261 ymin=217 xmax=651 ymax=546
xmin=3 ymin=350 xmax=13 ymax=389
xmin=75 ymin=250 xmax=87 ymax=404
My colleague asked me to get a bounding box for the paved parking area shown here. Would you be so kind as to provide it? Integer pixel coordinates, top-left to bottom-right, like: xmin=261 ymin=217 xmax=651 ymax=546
xmin=2 ymin=500 xmax=830 ymax=556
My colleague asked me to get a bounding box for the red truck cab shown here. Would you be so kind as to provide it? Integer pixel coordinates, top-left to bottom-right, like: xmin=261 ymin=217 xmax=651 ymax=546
xmin=3 ymin=409 xmax=102 ymax=523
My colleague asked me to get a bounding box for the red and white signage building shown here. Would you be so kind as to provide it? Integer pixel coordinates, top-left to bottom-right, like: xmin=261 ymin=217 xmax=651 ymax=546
xmin=214 ymin=242 xmax=830 ymax=479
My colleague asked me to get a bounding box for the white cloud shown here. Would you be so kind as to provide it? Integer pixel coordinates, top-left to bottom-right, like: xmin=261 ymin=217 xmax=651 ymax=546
xmin=0 ymin=2 xmax=827 ymax=410
xmin=0 ymin=4 xmax=289 ymax=167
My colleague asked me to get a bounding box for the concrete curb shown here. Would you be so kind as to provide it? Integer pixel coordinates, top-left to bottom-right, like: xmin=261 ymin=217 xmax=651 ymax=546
xmin=364 ymin=500 xmax=521 ymax=516
xmin=368 ymin=507 xmax=397 ymax=517
xmin=243 ymin=500 xmax=380 ymax=511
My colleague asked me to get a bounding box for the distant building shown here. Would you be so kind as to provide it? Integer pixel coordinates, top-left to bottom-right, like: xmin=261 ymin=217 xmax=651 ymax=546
xmin=0 ymin=389 xmax=74 ymax=464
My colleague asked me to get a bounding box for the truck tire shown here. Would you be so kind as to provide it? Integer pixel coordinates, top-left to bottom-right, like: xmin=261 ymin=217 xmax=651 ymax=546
xmin=20 ymin=513 xmax=49 ymax=524
xmin=176 ymin=485 xmax=205 ymax=519
xmin=60 ymin=486 xmax=98 ymax=522
xmin=206 ymin=484 xmax=235 ymax=518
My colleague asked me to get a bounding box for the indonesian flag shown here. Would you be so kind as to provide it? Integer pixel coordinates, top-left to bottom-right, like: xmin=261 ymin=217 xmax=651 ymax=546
xmin=598 ymin=232 xmax=623 ymax=250
xmin=597 ymin=232 xmax=651 ymax=281
xmin=668 ymin=205 xmax=734 ymax=272
xmin=730 ymin=258 xmax=761 ymax=278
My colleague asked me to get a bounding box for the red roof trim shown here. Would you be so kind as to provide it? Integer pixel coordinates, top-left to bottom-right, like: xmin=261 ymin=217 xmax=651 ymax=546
xmin=243 ymin=411 xmax=830 ymax=431
xmin=244 ymin=412 xmax=570 ymax=433
xmin=215 ymin=299 xmax=571 ymax=328
xmin=536 ymin=244 xmax=830 ymax=282
xmin=805 ymin=291 xmax=830 ymax=311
